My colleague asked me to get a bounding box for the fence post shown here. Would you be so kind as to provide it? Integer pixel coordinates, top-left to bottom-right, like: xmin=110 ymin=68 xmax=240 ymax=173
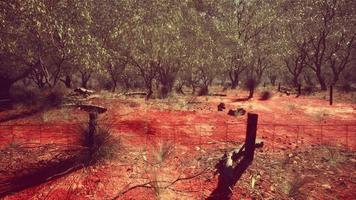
xmin=296 ymin=125 xmax=300 ymax=146
xmin=39 ymin=124 xmax=42 ymax=145
xmin=345 ymin=125 xmax=349 ymax=149
xmin=329 ymin=85 xmax=333 ymax=105
xmin=225 ymin=122 xmax=228 ymax=147
xmin=88 ymin=112 xmax=98 ymax=159
xmin=320 ymin=125 xmax=323 ymax=145
xmin=173 ymin=124 xmax=176 ymax=149
xmin=11 ymin=125 xmax=14 ymax=144
xmin=272 ymin=125 xmax=275 ymax=152
xmin=245 ymin=113 xmax=258 ymax=162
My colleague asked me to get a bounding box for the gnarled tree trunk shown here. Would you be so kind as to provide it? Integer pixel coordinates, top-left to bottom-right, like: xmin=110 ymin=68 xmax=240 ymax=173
xmin=0 ymin=78 xmax=12 ymax=99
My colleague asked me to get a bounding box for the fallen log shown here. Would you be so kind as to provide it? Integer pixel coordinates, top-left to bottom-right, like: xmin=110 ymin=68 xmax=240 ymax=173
xmin=77 ymin=104 xmax=107 ymax=114
xmin=125 ymin=92 xmax=147 ymax=96
xmin=74 ymin=87 xmax=95 ymax=96
xmin=210 ymin=93 xmax=227 ymax=97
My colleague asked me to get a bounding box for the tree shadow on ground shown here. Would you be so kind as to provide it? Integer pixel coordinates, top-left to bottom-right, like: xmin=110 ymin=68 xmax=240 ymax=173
xmin=0 ymin=108 xmax=44 ymax=123
xmin=232 ymin=97 xmax=251 ymax=102
xmin=0 ymin=150 xmax=88 ymax=198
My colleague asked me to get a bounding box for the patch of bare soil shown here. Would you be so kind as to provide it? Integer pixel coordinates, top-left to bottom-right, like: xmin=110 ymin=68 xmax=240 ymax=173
xmin=1 ymin=89 xmax=355 ymax=199
xmin=232 ymin=145 xmax=356 ymax=199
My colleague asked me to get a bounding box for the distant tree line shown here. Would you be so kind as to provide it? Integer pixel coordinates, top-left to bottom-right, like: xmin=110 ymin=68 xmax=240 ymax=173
xmin=1 ymin=0 xmax=355 ymax=99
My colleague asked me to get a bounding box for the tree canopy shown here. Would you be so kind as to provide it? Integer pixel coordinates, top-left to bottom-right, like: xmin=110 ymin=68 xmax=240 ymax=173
xmin=1 ymin=0 xmax=355 ymax=98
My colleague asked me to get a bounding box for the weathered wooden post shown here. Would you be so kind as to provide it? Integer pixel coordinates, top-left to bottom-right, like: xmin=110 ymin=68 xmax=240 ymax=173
xmin=329 ymin=85 xmax=333 ymax=105
xmin=77 ymin=104 xmax=107 ymax=161
xmin=207 ymin=112 xmax=261 ymax=199
xmin=245 ymin=113 xmax=258 ymax=162
xmin=88 ymin=112 xmax=97 ymax=157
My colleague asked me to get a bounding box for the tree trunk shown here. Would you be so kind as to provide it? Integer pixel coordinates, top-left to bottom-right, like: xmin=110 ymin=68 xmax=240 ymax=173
xmin=191 ymin=85 xmax=196 ymax=95
xmin=229 ymin=71 xmax=239 ymax=89
xmin=231 ymin=80 xmax=238 ymax=89
xmin=81 ymin=81 xmax=88 ymax=89
xmin=112 ymin=81 xmax=117 ymax=92
xmin=64 ymin=75 xmax=72 ymax=88
xmin=146 ymin=88 xmax=153 ymax=100
xmin=80 ymin=71 xmax=91 ymax=89
xmin=248 ymin=88 xmax=254 ymax=99
xmin=160 ymin=85 xmax=170 ymax=98
xmin=198 ymin=85 xmax=209 ymax=96
xmin=292 ymin=76 xmax=299 ymax=88
xmin=0 ymin=78 xmax=12 ymax=99
xmin=316 ymin=72 xmax=327 ymax=91
xmin=332 ymin=73 xmax=339 ymax=85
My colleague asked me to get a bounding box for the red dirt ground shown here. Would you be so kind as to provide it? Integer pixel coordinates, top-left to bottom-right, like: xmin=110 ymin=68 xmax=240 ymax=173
xmin=0 ymin=89 xmax=355 ymax=199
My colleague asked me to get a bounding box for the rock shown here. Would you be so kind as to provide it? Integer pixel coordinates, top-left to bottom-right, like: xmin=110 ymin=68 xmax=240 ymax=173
xmin=236 ymin=108 xmax=246 ymax=115
xmin=217 ymin=103 xmax=226 ymax=111
xmin=322 ymin=183 xmax=331 ymax=189
xmin=255 ymin=139 xmax=264 ymax=148
xmin=227 ymin=108 xmax=246 ymax=116
xmin=228 ymin=109 xmax=235 ymax=116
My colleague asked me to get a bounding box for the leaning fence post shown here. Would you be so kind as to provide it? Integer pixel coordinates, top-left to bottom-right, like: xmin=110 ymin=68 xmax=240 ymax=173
xmin=245 ymin=113 xmax=258 ymax=162
xmin=329 ymin=85 xmax=333 ymax=105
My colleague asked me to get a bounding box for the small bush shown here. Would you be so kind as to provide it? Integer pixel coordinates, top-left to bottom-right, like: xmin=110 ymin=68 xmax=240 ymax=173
xmin=288 ymin=175 xmax=312 ymax=198
xmin=245 ymin=78 xmax=256 ymax=91
xmin=10 ymin=87 xmax=41 ymax=106
xmin=259 ymin=90 xmax=272 ymax=100
xmin=155 ymin=142 xmax=174 ymax=163
xmin=286 ymin=103 xmax=296 ymax=111
xmin=339 ymin=83 xmax=352 ymax=93
xmin=82 ymin=125 xmax=120 ymax=164
xmin=303 ymin=86 xmax=315 ymax=95
xmin=198 ymin=86 xmax=209 ymax=96
xmin=44 ymin=88 xmax=66 ymax=107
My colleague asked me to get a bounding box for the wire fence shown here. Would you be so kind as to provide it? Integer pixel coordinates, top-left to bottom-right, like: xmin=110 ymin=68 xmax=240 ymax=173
xmin=0 ymin=121 xmax=355 ymax=199
xmin=0 ymin=121 xmax=355 ymax=152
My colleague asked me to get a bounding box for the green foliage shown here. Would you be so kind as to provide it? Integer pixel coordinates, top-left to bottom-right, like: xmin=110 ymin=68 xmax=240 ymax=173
xmin=1 ymin=0 xmax=354 ymax=97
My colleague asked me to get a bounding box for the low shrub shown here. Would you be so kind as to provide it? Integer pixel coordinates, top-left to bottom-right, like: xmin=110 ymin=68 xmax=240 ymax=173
xmin=198 ymin=86 xmax=209 ymax=96
xmin=302 ymin=86 xmax=315 ymax=95
xmin=82 ymin=125 xmax=121 ymax=164
xmin=338 ymin=83 xmax=352 ymax=93
xmin=44 ymin=87 xmax=66 ymax=107
xmin=10 ymin=87 xmax=41 ymax=106
xmin=259 ymin=90 xmax=272 ymax=100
